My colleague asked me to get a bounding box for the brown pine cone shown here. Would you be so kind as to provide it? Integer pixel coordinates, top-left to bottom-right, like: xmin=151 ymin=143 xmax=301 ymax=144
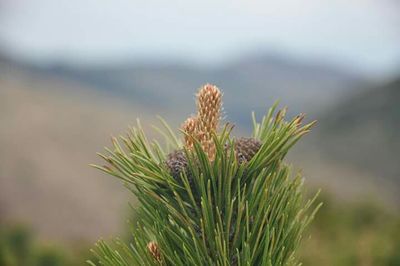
xmin=165 ymin=149 xmax=198 ymax=190
xmin=165 ymin=149 xmax=188 ymax=179
xmin=234 ymin=137 xmax=262 ymax=164
xmin=147 ymin=241 xmax=162 ymax=263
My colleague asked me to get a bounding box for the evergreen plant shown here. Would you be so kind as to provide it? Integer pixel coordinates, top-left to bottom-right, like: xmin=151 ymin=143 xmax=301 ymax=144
xmin=89 ymin=84 xmax=321 ymax=266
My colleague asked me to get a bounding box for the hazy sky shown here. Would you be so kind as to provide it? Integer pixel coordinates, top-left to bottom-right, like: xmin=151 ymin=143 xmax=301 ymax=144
xmin=0 ymin=0 xmax=399 ymax=76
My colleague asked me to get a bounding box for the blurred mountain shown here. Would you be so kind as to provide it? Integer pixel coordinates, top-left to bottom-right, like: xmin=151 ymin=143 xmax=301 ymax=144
xmin=315 ymin=77 xmax=400 ymax=187
xmin=0 ymin=52 xmax=366 ymax=128
xmin=0 ymin=69 xmax=144 ymax=244
xmin=2 ymin=51 xmax=392 ymax=244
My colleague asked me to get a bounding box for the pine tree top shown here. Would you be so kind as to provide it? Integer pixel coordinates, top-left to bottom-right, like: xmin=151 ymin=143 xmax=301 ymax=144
xmin=89 ymin=84 xmax=321 ymax=266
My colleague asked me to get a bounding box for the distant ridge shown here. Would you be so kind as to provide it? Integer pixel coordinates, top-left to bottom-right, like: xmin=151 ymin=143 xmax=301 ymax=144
xmin=0 ymin=50 xmax=366 ymax=127
xmin=315 ymin=77 xmax=400 ymax=186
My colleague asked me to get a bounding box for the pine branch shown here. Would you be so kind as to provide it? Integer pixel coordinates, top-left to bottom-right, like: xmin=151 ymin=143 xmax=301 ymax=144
xmin=88 ymin=85 xmax=321 ymax=266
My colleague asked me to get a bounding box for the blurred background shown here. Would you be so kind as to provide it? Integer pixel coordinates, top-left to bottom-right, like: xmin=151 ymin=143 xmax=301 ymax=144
xmin=0 ymin=1 xmax=399 ymax=265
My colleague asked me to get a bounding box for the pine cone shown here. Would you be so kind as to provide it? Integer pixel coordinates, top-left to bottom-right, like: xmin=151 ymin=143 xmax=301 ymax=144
xmin=196 ymin=84 xmax=222 ymax=161
xmin=165 ymin=149 xmax=203 ymax=217
xmin=181 ymin=116 xmax=198 ymax=150
xmin=165 ymin=149 xmax=188 ymax=179
xmin=234 ymin=137 xmax=262 ymax=164
xmin=147 ymin=241 xmax=162 ymax=263
xmin=165 ymin=149 xmax=198 ymax=191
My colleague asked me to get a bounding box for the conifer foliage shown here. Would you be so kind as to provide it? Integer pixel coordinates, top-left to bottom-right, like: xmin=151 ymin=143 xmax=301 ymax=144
xmin=88 ymin=84 xmax=321 ymax=266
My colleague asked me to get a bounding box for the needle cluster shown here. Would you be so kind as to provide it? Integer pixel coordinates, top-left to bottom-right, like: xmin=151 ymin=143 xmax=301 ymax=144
xmin=88 ymin=84 xmax=320 ymax=266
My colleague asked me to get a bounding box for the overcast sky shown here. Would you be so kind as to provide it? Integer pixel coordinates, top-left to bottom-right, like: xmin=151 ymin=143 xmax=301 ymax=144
xmin=0 ymin=0 xmax=399 ymax=76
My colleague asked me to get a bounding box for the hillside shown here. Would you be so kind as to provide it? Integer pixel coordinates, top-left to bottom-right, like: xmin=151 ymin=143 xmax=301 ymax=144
xmin=0 ymin=69 xmax=169 ymax=244
xmin=318 ymin=78 xmax=399 ymax=181
xmin=0 ymin=56 xmax=392 ymax=245
xmin=1 ymin=53 xmax=366 ymax=126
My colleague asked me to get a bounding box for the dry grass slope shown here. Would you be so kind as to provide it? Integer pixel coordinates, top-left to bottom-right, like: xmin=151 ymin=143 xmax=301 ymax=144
xmin=0 ymin=69 xmax=180 ymax=244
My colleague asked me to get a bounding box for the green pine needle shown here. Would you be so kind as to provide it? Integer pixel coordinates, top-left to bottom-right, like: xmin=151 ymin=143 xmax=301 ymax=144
xmin=89 ymin=104 xmax=320 ymax=266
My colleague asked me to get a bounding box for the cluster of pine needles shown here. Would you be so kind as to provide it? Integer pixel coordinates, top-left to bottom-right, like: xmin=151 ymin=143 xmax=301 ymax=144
xmin=89 ymin=84 xmax=321 ymax=266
